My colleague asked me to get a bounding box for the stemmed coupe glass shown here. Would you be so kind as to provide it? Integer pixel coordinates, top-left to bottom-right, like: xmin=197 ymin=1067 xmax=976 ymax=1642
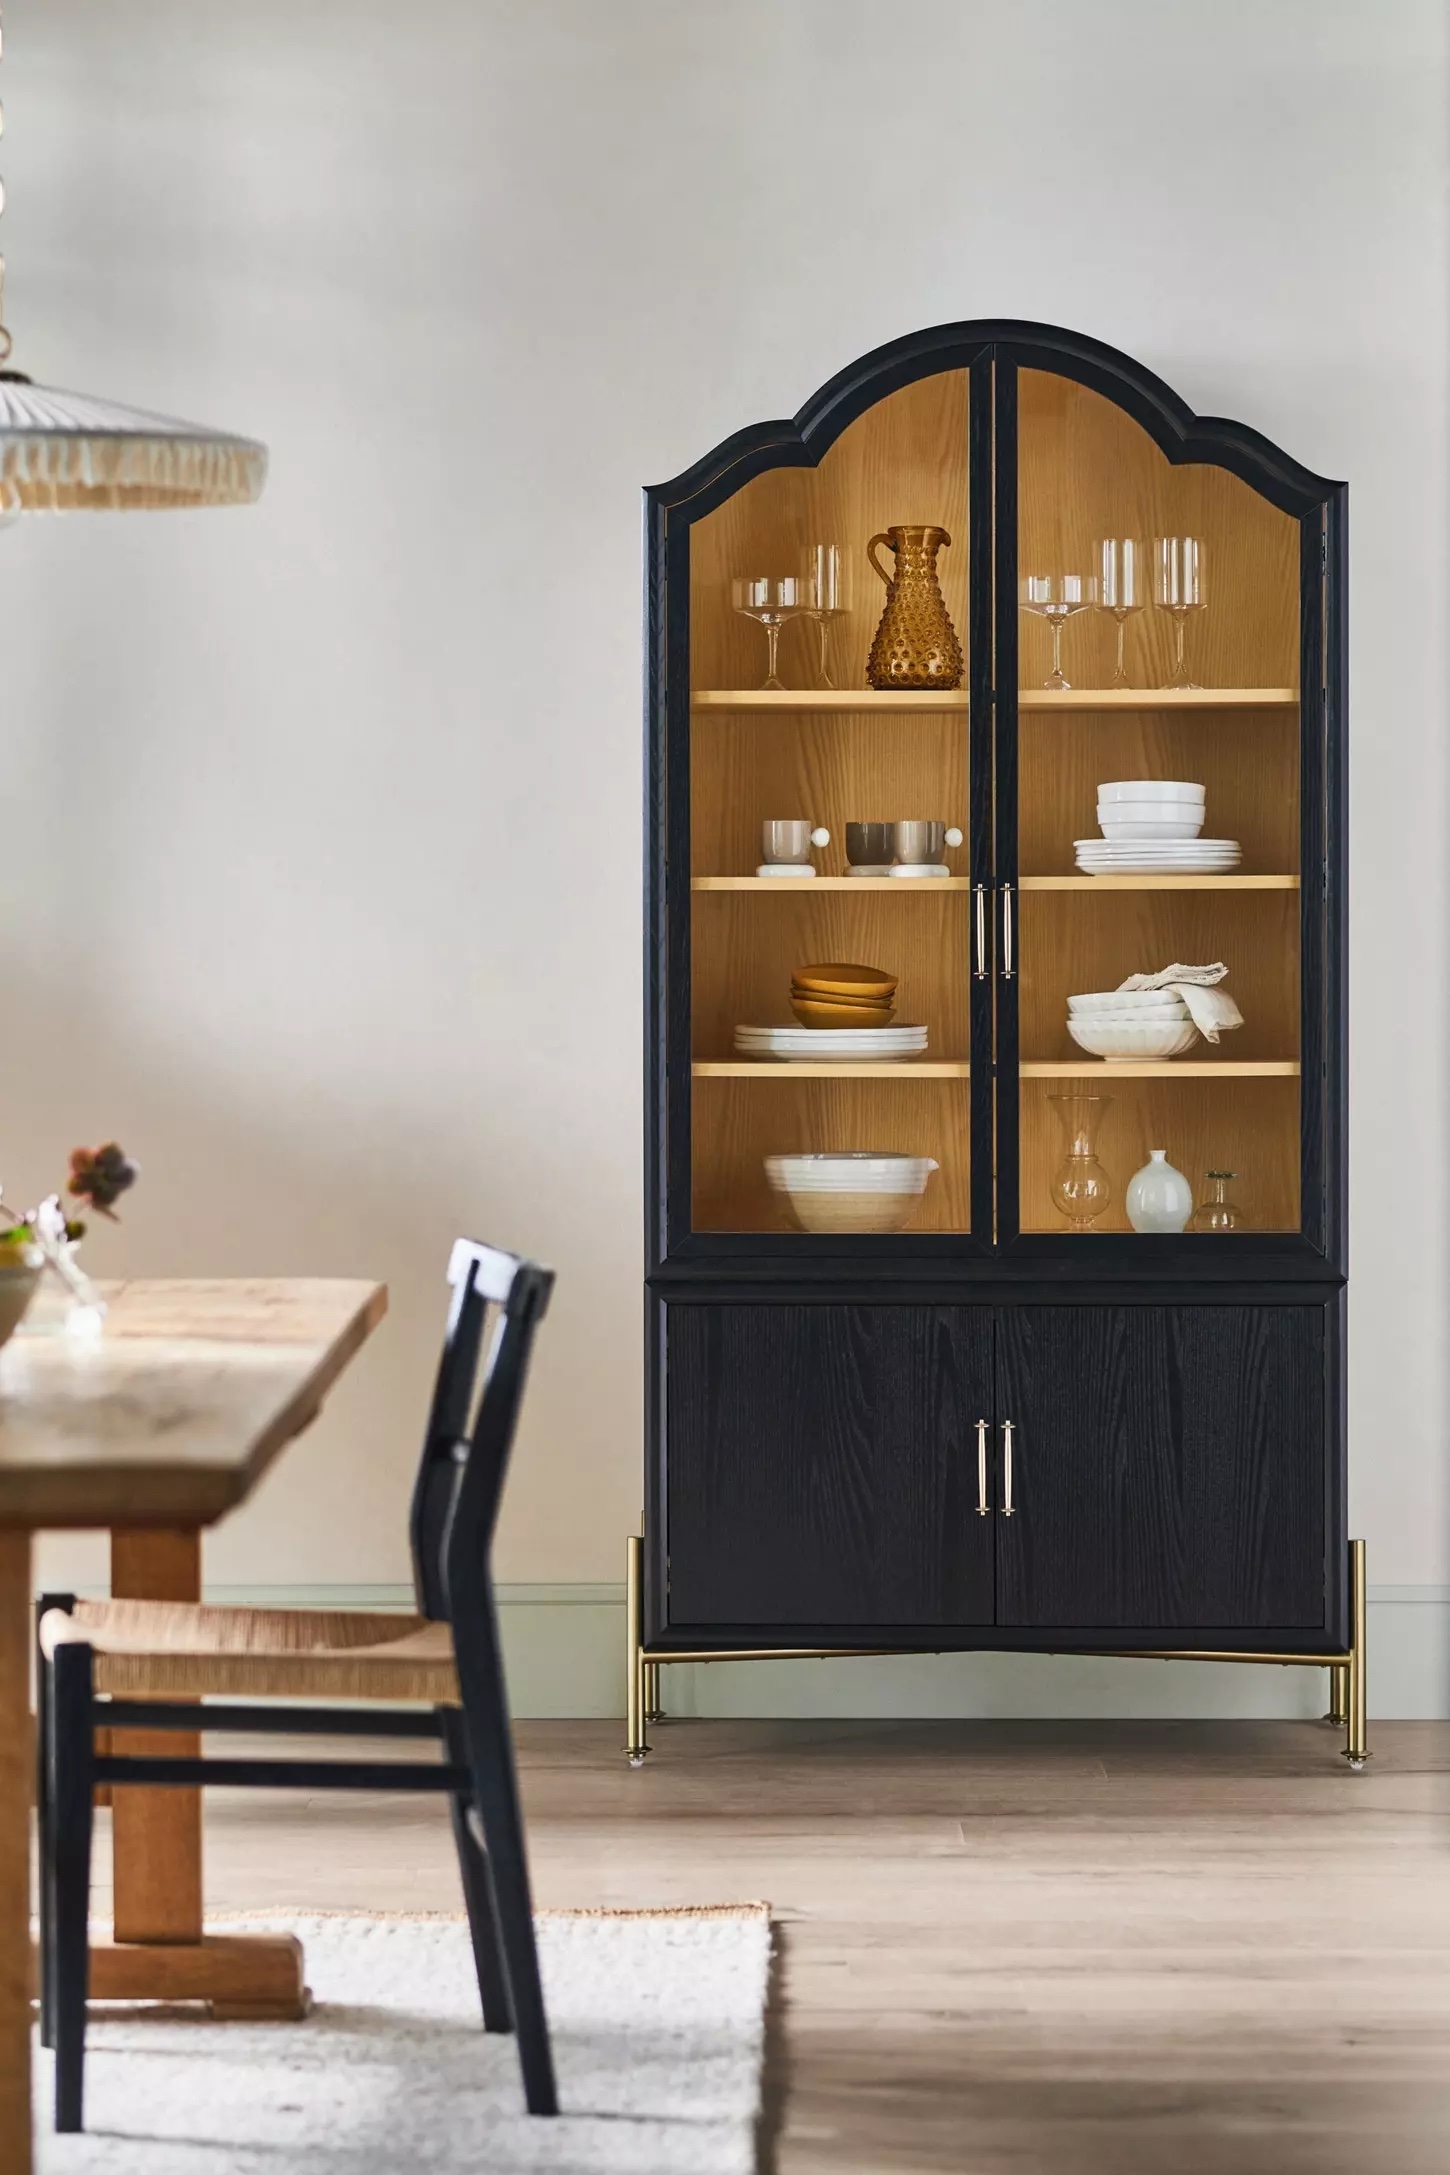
xmin=1153 ymin=536 xmax=1206 ymax=690
xmin=1097 ymin=538 xmax=1144 ymax=689
xmin=731 ymin=575 xmax=804 ymax=690
xmin=1019 ymin=573 xmax=1097 ymax=691
xmin=800 ymin=543 xmax=852 ymax=690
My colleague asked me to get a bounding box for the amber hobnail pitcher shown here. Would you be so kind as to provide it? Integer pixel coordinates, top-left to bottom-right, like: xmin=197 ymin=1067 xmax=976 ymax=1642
xmin=865 ymin=524 xmax=963 ymax=690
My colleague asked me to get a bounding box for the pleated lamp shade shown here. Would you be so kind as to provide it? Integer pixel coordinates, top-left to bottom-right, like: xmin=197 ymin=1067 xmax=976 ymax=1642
xmin=0 ymin=374 xmax=266 ymax=511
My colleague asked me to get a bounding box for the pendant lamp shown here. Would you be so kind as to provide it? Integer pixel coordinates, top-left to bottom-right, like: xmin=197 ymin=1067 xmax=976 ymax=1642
xmin=0 ymin=8 xmax=266 ymax=514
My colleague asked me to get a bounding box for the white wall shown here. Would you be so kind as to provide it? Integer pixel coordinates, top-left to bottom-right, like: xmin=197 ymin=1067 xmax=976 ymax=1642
xmin=5 ymin=3 xmax=1446 ymax=1701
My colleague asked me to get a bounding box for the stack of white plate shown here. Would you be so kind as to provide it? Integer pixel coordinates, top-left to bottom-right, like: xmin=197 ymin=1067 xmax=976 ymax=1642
xmin=735 ymin=1024 xmax=928 ymax=1063
xmin=1066 ymin=989 xmax=1200 ymax=1062
xmin=1077 ymin=780 xmax=1240 ymax=873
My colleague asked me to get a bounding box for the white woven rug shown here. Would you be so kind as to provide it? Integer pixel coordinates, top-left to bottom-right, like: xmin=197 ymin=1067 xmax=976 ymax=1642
xmin=36 ymin=1908 xmax=772 ymax=2174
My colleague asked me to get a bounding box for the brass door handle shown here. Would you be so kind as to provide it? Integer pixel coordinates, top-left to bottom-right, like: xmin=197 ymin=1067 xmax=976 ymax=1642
xmin=975 ymin=1419 xmax=989 ymax=1514
xmin=1001 ymin=884 xmax=1014 ymax=980
xmin=974 ymin=885 xmax=988 ymax=979
xmin=1001 ymin=1420 xmax=1015 ymax=1516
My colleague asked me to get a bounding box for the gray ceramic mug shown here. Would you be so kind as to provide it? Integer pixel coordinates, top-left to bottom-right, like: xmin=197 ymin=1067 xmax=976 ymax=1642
xmin=761 ymin=820 xmax=830 ymax=864
xmin=891 ymin=820 xmax=964 ymax=863
xmin=846 ymin=822 xmax=894 ymax=867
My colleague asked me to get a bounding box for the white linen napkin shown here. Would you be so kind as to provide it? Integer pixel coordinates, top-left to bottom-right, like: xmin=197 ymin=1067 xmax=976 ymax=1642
xmin=1117 ymin=962 xmax=1244 ymax=1044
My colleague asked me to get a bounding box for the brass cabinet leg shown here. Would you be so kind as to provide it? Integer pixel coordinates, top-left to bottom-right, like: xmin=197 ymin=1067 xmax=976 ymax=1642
xmin=1343 ymin=1538 xmax=1369 ymax=1770
xmin=625 ymin=1535 xmax=649 ymax=1766
xmin=643 ymin=1661 xmax=664 ymax=1723
xmin=1324 ymin=1662 xmax=1349 ymax=1726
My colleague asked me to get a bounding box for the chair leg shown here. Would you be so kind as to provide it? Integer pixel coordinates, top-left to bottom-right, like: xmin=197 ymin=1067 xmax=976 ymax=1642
xmin=454 ymin=1613 xmax=558 ymax=2116
xmin=51 ymin=1642 xmax=96 ymax=2133
xmin=36 ymin=1594 xmax=76 ymax=2053
xmin=439 ymin=1706 xmax=513 ymax=2034
xmin=37 ymin=1622 xmax=56 ymax=2050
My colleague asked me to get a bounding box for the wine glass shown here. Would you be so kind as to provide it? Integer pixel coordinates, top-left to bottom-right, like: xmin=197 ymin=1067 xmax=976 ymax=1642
xmin=1188 ymin=1170 xmax=1245 ymax=1232
xmin=1019 ymin=573 xmax=1097 ymax=691
xmin=1097 ymin=538 xmax=1144 ymax=689
xmin=731 ymin=576 xmax=804 ymax=690
xmin=800 ymin=543 xmax=852 ymax=690
xmin=1153 ymin=536 xmax=1206 ymax=690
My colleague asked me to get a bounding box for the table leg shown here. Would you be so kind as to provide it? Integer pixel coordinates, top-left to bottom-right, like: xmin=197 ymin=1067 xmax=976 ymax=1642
xmin=0 ymin=1527 xmax=34 ymax=2175
xmin=110 ymin=1529 xmax=202 ymax=1944
xmin=86 ymin=1527 xmax=306 ymax=2019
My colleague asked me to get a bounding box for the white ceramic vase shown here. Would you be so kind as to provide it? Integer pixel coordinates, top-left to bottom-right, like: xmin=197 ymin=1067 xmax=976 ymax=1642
xmin=1126 ymin=1148 xmax=1192 ymax=1233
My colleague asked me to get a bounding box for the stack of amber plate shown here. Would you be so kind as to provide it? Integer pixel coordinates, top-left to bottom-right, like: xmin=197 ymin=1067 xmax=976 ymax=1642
xmin=789 ymin=962 xmax=898 ymax=1030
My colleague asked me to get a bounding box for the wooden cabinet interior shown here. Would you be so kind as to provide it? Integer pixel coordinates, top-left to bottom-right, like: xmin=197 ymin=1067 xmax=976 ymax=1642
xmin=688 ymin=371 xmax=969 ymax=693
xmin=690 ymin=709 xmax=967 ymax=879
xmin=692 ymin=1074 xmax=971 ymax=1233
xmin=1016 ymin=368 xmax=1299 ymax=692
xmin=1016 ymin=705 xmax=1299 ymax=879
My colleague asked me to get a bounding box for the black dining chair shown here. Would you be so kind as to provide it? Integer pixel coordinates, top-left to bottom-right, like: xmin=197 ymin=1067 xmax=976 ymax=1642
xmin=36 ymin=1236 xmax=558 ymax=2131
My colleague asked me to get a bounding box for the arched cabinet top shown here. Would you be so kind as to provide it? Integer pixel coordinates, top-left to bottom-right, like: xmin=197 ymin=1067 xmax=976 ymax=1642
xmin=647 ymin=319 xmax=1343 ymax=524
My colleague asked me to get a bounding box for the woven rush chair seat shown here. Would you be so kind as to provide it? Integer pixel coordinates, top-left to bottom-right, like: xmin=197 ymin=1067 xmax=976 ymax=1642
xmin=40 ymin=1598 xmax=462 ymax=1704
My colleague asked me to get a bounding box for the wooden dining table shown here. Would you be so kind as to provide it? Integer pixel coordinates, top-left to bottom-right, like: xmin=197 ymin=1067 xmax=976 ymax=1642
xmin=0 ymin=1275 xmax=387 ymax=2174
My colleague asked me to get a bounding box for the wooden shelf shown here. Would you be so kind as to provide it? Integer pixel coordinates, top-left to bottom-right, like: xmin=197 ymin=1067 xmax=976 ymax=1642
xmin=691 ymin=687 xmax=1297 ymax=712
xmin=1021 ymin=1060 xmax=1300 ymax=1079
xmin=694 ymin=1061 xmax=971 ymax=1079
xmin=695 ymin=874 xmax=1297 ymax=892
xmin=1020 ymin=874 xmax=1299 ymax=892
xmin=1020 ymin=688 xmax=1296 ymax=710
xmin=693 ymin=876 xmax=974 ymax=892
xmin=692 ymin=689 xmax=966 ymax=711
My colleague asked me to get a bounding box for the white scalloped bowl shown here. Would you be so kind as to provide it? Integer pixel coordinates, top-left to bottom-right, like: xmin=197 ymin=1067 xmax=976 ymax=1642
xmin=1066 ymin=1018 xmax=1201 ymax=1061
xmin=1068 ymin=990 xmax=1190 ymax=1015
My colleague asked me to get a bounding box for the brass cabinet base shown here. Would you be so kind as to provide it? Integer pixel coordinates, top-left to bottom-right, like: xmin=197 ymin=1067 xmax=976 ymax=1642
xmin=625 ymin=1535 xmax=1369 ymax=1770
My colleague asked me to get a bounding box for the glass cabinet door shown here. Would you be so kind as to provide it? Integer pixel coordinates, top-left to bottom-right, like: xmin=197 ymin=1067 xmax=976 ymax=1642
xmin=681 ymin=368 xmax=988 ymax=1246
xmin=1002 ymin=365 xmax=1311 ymax=1248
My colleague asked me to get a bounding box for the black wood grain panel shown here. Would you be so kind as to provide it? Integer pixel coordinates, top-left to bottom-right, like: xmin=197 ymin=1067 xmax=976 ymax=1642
xmin=994 ymin=1305 xmax=1325 ymax=1629
xmin=666 ymin=1304 xmax=994 ymax=1626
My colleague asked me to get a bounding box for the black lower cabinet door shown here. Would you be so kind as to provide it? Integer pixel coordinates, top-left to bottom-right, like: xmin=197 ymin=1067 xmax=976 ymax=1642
xmin=994 ymin=1305 xmax=1326 ymax=1631
xmin=666 ymin=1303 xmax=994 ymax=1628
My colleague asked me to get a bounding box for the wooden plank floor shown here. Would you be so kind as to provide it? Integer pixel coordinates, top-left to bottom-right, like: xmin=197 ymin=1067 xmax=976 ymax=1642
xmin=84 ymin=1719 xmax=1450 ymax=2173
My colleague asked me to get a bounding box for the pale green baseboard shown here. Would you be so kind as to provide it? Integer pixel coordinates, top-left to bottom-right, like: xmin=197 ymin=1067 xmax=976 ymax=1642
xmin=185 ymin=1582 xmax=1450 ymax=1722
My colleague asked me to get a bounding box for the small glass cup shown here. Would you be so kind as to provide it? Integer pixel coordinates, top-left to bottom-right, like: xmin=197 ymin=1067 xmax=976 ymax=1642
xmin=731 ymin=575 xmax=804 ymax=690
xmin=1188 ymin=1170 xmax=1245 ymax=1232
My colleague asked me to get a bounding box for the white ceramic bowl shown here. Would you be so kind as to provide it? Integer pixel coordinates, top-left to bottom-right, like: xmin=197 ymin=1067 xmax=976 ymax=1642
xmin=766 ymin=1153 xmax=939 ymax=1232
xmin=1066 ymin=1019 xmax=1201 ymax=1061
xmin=1098 ymin=817 xmax=1205 ymax=842
xmin=1067 ymin=1009 xmax=1189 ymax=1030
xmin=1096 ymin=780 xmax=1206 ymax=804
xmin=1068 ymin=990 xmax=1188 ymax=1014
xmin=775 ymin=1188 xmax=928 ymax=1235
xmin=767 ymin=1152 xmax=938 ymax=1193
xmin=1097 ymin=798 xmax=1206 ymax=823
